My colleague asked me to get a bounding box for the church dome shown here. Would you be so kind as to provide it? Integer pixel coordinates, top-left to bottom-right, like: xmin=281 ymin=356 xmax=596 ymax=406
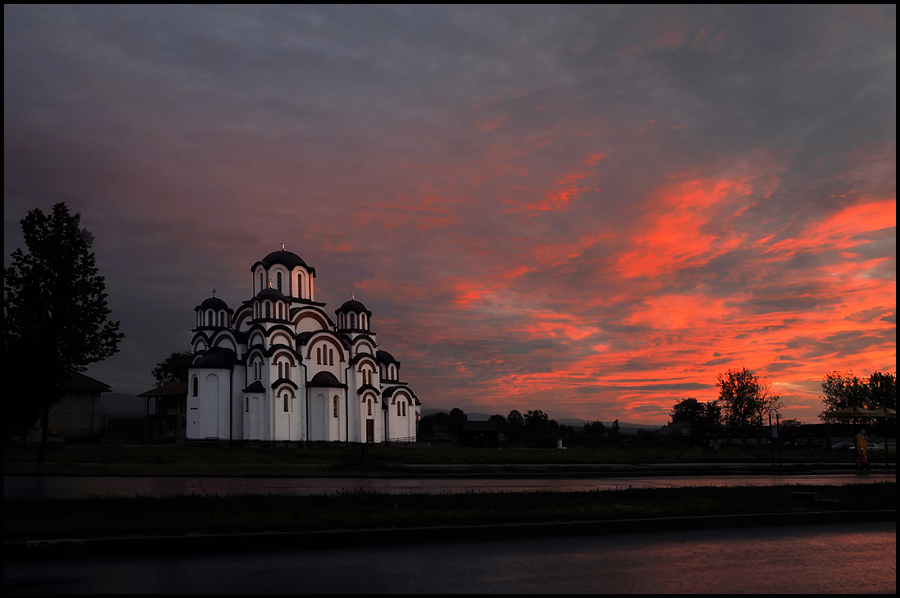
xmin=376 ymin=349 xmax=398 ymax=365
xmin=195 ymin=347 xmax=237 ymax=369
xmin=308 ymin=371 xmax=347 ymax=388
xmin=337 ymin=298 xmax=372 ymax=316
xmin=256 ymin=287 xmax=286 ymax=301
xmin=257 ymin=250 xmax=310 ymax=271
xmin=198 ymin=296 xmax=229 ymax=311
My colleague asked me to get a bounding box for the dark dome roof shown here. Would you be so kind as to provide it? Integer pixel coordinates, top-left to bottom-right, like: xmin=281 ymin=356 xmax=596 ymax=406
xmin=256 ymin=287 xmax=286 ymax=301
xmin=376 ymin=349 xmax=398 ymax=365
xmin=198 ymin=297 xmax=230 ymax=311
xmin=337 ymin=299 xmax=372 ymax=316
xmin=258 ymin=250 xmax=309 ymax=270
xmin=194 ymin=347 xmax=236 ymax=369
xmin=308 ymin=371 xmax=347 ymax=388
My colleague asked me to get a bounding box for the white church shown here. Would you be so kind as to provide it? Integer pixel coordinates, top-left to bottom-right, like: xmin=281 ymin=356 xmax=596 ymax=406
xmin=186 ymin=247 xmax=421 ymax=443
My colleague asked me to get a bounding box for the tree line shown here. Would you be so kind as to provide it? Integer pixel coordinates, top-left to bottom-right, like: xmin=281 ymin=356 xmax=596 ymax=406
xmin=670 ymin=368 xmax=896 ymax=429
xmin=418 ymin=407 xmax=624 ymax=444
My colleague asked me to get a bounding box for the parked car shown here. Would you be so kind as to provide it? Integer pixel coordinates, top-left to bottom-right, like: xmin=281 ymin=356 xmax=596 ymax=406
xmin=832 ymin=441 xmax=853 ymax=450
xmin=869 ymin=441 xmax=895 ymax=455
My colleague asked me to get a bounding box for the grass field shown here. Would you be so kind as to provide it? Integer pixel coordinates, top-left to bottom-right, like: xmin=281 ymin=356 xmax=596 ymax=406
xmin=3 ymin=440 xmax=877 ymax=476
xmin=4 ymin=483 xmax=895 ymax=542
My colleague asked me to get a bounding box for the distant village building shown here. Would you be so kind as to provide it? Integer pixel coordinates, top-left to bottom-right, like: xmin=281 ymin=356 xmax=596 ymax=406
xmin=137 ymin=381 xmax=188 ymax=439
xmin=186 ymin=248 xmax=421 ymax=443
xmin=32 ymin=371 xmax=111 ymax=439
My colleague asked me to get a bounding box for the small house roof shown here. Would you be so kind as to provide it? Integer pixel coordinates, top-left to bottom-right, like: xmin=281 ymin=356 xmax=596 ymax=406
xmin=64 ymin=371 xmax=112 ymax=394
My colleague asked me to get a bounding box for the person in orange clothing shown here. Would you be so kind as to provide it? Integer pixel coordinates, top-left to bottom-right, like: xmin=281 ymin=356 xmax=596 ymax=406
xmin=855 ymin=429 xmax=869 ymax=471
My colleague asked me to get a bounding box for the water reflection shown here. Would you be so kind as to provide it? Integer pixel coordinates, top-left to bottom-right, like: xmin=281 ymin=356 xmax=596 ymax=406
xmin=4 ymin=473 xmax=893 ymax=499
xmin=4 ymin=522 xmax=896 ymax=593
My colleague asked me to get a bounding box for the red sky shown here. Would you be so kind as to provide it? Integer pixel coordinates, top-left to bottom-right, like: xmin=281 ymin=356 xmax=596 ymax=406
xmin=4 ymin=5 xmax=896 ymax=424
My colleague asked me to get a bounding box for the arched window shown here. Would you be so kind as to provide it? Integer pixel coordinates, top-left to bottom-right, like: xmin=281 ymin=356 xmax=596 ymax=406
xmin=219 ymin=313 xmax=225 ymax=327
xmin=259 ymin=272 xmax=263 ymax=293
xmin=297 ymin=274 xmax=302 ymax=298
xmin=350 ymin=313 xmax=356 ymax=329
xmin=277 ymin=272 xmax=282 ymax=292
xmin=283 ymin=394 xmax=289 ymax=412
xmin=397 ymin=401 xmax=401 ymax=416
xmin=265 ymin=303 xmax=270 ymax=318
xmin=389 ymin=365 xmax=395 ymax=380
xmin=277 ymin=304 xmax=282 ymax=319
xmin=329 ymin=348 xmax=334 ymax=366
xmin=278 ymin=362 xmax=283 ymax=379
xmin=192 ymin=377 xmax=198 ymax=397
xmin=245 ymin=397 xmax=249 ymax=412
xmin=367 ymin=399 xmax=372 ymax=416
xmin=316 ymin=348 xmax=321 ymax=365
xmin=333 ymin=396 xmax=339 ymax=418
xmin=402 ymin=402 xmax=406 ymax=416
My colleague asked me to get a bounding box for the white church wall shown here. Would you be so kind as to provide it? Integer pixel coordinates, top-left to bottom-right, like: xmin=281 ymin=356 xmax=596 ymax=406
xmin=198 ymin=371 xmax=219 ymax=439
xmin=310 ymin=392 xmax=326 ymax=441
xmin=230 ymin=366 xmax=245 ymax=440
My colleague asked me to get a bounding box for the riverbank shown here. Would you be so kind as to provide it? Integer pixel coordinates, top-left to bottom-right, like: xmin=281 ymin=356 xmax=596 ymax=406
xmin=5 ymin=441 xmax=886 ymax=477
xmin=4 ymin=483 xmax=896 ymax=556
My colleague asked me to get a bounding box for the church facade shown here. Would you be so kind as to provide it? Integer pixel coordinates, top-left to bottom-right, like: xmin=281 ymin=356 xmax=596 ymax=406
xmin=186 ymin=248 xmax=420 ymax=443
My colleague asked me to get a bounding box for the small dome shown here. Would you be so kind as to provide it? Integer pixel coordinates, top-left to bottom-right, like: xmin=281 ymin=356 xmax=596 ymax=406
xmin=337 ymin=298 xmax=371 ymax=316
xmin=257 ymin=250 xmax=309 ymax=271
xmin=308 ymin=371 xmax=347 ymax=388
xmin=195 ymin=347 xmax=236 ymax=369
xmin=198 ymin=297 xmax=229 ymax=311
xmin=376 ymin=349 xmax=398 ymax=365
xmin=256 ymin=287 xmax=286 ymax=301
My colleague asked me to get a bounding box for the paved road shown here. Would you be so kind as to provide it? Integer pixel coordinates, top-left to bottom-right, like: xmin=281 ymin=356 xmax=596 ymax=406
xmin=4 ymin=521 xmax=895 ymax=593
xmin=4 ymin=472 xmax=894 ymax=499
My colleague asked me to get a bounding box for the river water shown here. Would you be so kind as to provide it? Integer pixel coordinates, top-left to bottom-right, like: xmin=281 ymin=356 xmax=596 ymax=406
xmin=4 ymin=522 xmax=896 ymax=593
xmin=4 ymin=472 xmax=893 ymax=499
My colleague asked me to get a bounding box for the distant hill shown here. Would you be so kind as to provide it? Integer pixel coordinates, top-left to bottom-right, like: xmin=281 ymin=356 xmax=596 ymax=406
xmin=100 ymin=393 xmax=146 ymax=420
xmin=421 ymin=408 xmax=662 ymax=431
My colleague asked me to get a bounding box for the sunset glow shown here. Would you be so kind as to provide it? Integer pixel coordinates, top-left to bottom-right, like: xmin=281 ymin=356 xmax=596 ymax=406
xmin=4 ymin=5 xmax=895 ymax=424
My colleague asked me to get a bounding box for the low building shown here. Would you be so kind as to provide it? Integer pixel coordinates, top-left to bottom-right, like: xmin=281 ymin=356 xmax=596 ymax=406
xmin=36 ymin=371 xmax=111 ymax=438
xmin=460 ymin=420 xmax=505 ymax=448
xmin=137 ymin=381 xmax=188 ymax=439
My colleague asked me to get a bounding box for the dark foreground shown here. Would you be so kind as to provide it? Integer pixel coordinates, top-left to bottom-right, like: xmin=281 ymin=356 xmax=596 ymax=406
xmin=4 ymin=483 xmax=895 ymax=553
xmin=5 ymin=521 xmax=896 ymax=594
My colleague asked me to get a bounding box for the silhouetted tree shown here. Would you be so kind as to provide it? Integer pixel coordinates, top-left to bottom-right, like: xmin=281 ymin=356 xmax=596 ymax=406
xmin=3 ymin=203 xmax=123 ymax=462
xmin=670 ymin=398 xmax=722 ymax=428
xmin=524 ymin=409 xmax=550 ymax=436
xmin=868 ymin=372 xmax=897 ymax=410
xmin=609 ymin=419 xmax=621 ymax=440
xmin=818 ymin=370 xmax=897 ymax=424
xmin=487 ymin=414 xmax=507 ymax=430
xmin=506 ymin=409 xmax=524 ymax=439
xmin=582 ymin=420 xmax=607 ymax=438
xmin=716 ymin=368 xmax=782 ymax=427
xmin=448 ymin=407 xmax=467 ymax=439
xmin=151 ymin=350 xmax=193 ymax=385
